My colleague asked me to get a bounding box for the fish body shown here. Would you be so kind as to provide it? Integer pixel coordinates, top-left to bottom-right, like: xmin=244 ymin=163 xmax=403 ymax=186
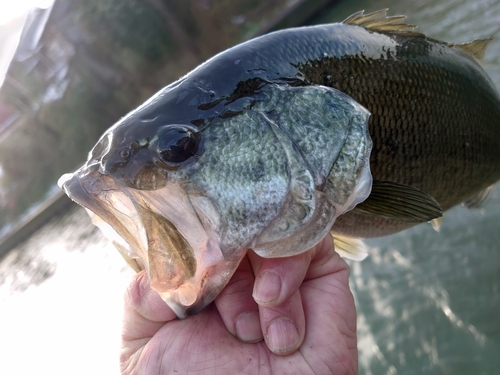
xmin=59 ymin=10 xmax=500 ymax=316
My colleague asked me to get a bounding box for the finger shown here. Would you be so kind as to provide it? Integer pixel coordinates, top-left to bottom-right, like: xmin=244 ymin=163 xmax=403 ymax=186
xmin=247 ymin=247 xmax=318 ymax=355
xmin=299 ymin=236 xmax=358 ymax=373
xmin=249 ymin=246 xmax=316 ymax=307
xmin=305 ymin=234 xmax=349 ymax=281
xmin=122 ymin=270 xmax=177 ymax=343
xmin=214 ymin=255 xmax=263 ymax=343
xmin=259 ymin=288 xmax=306 ymax=355
xmin=306 ymin=235 xmax=356 ymax=336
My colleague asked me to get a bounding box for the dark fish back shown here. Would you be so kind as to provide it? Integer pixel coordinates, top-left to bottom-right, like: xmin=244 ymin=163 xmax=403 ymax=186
xmin=300 ymin=36 xmax=500 ymax=210
xmin=152 ymin=17 xmax=500 ymax=237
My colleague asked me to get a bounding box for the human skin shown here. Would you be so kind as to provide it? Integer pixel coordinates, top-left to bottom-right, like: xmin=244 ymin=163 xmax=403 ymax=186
xmin=120 ymin=235 xmax=358 ymax=375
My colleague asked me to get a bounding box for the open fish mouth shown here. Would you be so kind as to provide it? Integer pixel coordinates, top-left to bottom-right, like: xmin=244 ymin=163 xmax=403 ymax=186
xmin=58 ymin=165 xmax=245 ymax=318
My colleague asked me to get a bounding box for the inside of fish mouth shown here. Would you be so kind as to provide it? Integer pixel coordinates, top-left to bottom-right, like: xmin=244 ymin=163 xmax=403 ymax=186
xmin=135 ymin=203 xmax=197 ymax=292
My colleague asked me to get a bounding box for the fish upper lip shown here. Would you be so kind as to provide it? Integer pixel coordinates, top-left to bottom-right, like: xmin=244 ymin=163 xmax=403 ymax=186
xmin=59 ymin=167 xmax=105 ymax=215
xmin=60 ymin=166 xmax=147 ymax=261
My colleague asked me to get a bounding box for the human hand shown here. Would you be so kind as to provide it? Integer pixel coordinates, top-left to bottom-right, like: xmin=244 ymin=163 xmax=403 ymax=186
xmin=120 ymin=234 xmax=358 ymax=374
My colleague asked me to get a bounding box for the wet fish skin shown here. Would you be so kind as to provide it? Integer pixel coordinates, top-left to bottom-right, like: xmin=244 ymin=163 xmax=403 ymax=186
xmin=304 ymin=33 xmax=500 ymax=236
xmin=102 ymin=12 xmax=500 ymax=233
xmin=59 ymin=10 xmax=500 ymax=316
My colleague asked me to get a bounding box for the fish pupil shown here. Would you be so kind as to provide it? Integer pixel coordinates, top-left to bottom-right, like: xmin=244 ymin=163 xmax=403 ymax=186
xmin=159 ymin=128 xmax=199 ymax=164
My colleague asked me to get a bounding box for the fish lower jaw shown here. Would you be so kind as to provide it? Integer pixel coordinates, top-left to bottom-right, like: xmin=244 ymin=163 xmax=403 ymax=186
xmin=156 ymin=246 xmax=248 ymax=319
xmin=160 ymin=284 xmax=199 ymax=318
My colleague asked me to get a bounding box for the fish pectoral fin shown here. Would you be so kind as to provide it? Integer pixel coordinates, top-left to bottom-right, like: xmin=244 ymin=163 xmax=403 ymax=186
xmin=452 ymin=38 xmax=493 ymax=64
xmin=351 ymin=180 xmax=443 ymax=222
xmin=331 ymin=234 xmax=369 ymax=261
xmin=343 ymin=9 xmax=423 ymax=37
xmin=462 ymin=184 xmax=495 ymax=208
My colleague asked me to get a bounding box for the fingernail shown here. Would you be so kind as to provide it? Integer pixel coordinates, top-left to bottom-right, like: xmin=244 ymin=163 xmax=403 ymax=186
xmin=253 ymin=270 xmax=281 ymax=303
xmin=235 ymin=311 xmax=263 ymax=343
xmin=266 ymin=318 xmax=300 ymax=353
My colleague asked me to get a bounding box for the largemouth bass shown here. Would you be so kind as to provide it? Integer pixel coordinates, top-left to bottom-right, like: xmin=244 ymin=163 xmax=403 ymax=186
xmin=59 ymin=10 xmax=500 ymax=317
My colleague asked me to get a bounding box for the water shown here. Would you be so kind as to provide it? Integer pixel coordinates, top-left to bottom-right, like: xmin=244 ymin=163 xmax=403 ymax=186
xmin=352 ymin=187 xmax=500 ymax=374
xmin=2 ymin=0 xmax=500 ymax=374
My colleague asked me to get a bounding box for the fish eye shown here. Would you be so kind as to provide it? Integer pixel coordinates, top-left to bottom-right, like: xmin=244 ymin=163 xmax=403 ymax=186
xmin=157 ymin=127 xmax=201 ymax=164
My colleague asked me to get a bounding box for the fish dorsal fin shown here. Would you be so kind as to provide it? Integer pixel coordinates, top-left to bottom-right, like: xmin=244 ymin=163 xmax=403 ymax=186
xmin=331 ymin=234 xmax=369 ymax=261
xmin=343 ymin=9 xmax=423 ymax=37
xmin=452 ymin=38 xmax=493 ymax=64
xmin=462 ymin=184 xmax=495 ymax=208
xmin=352 ymin=180 xmax=443 ymax=222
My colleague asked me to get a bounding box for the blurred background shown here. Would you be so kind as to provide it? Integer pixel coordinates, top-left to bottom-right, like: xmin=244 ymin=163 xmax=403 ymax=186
xmin=0 ymin=0 xmax=499 ymax=374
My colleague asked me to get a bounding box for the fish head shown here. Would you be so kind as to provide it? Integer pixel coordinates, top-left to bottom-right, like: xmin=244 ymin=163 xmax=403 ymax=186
xmin=59 ymin=82 xmax=372 ymax=317
xmin=59 ymin=88 xmax=242 ymax=317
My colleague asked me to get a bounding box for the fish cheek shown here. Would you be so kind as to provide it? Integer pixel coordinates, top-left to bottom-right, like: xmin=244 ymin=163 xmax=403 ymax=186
xmin=114 ymin=150 xmax=168 ymax=190
xmin=129 ymin=165 xmax=168 ymax=190
xmin=137 ymin=207 xmax=196 ymax=293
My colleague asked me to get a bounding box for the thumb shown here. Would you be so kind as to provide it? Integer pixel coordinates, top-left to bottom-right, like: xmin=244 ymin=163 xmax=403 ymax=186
xmin=122 ymin=270 xmax=177 ymax=343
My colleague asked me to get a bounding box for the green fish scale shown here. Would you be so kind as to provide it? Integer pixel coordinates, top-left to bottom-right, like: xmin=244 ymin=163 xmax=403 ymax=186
xmin=325 ymin=112 xmax=369 ymax=206
xmin=186 ymin=110 xmax=290 ymax=252
xmin=210 ymin=24 xmax=500 ymax=213
xmin=254 ymin=84 xmax=356 ymax=188
xmin=299 ymin=45 xmax=500 ymax=211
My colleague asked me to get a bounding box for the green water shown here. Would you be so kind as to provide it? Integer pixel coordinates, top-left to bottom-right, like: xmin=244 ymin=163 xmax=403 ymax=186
xmin=0 ymin=0 xmax=499 ymax=374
